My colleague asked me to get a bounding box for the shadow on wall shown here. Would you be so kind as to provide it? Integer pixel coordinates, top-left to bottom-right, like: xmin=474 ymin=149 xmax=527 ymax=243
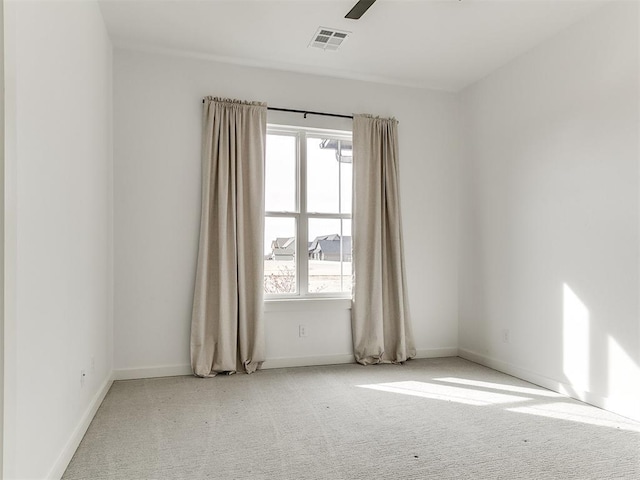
xmin=562 ymin=284 xmax=590 ymax=393
xmin=561 ymin=282 xmax=640 ymax=417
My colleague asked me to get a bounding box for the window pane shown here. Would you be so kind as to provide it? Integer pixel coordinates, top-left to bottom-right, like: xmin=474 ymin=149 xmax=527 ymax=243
xmin=340 ymin=161 xmax=352 ymax=214
xmin=264 ymin=217 xmax=296 ymax=294
xmin=308 ymin=218 xmax=352 ymax=294
xmin=265 ymin=134 xmax=296 ymax=212
xmin=307 ymin=137 xmax=342 ymax=213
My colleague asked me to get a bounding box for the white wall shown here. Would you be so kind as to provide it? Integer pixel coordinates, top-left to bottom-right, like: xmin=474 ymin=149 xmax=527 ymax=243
xmin=3 ymin=1 xmax=113 ymax=478
xmin=113 ymin=48 xmax=459 ymax=376
xmin=459 ymin=2 xmax=640 ymax=420
xmin=0 ymin=0 xmax=4 ymax=474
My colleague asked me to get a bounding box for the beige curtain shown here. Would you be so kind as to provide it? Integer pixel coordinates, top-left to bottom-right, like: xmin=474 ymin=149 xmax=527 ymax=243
xmin=351 ymin=114 xmax=416 ymax=365
xmin=191 ymin=97 xmax=267 ymax=377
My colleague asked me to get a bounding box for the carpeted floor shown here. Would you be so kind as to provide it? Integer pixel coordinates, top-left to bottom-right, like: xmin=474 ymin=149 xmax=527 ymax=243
xmin=63 ymin=357 xmax=640 ymax=479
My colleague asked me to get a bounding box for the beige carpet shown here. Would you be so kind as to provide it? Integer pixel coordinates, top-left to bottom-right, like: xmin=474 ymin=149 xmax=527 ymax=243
xmin=63 ymin=357 xmax=640 ymax=479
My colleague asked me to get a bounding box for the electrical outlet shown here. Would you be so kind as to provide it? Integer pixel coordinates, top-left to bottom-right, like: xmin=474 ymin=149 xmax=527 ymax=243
xmin=299 ymin=325 xmax=308 ymax=338
xmin=502 ymin=329 xmax=510 ymax=343
xmin=80 ymin=369 xmax=86 ymax=387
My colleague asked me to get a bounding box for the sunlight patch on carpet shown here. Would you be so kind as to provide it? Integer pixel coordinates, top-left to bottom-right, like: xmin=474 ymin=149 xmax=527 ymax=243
xmin=507 ymin=402 xmax=640 ymax=432
xmin=434 ymin=377 xmax=562 ymax=398
xmin=357 ymin=380 xmax=531 ymax=406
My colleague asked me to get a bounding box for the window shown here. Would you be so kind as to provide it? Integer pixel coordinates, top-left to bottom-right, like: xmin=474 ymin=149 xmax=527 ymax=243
xmin=264 ymin=125 xmax=352 ymax=298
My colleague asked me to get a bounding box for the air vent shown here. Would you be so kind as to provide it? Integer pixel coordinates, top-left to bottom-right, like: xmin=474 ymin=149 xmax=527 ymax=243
xmin=309 ymin=27 xmax=350 ymax=51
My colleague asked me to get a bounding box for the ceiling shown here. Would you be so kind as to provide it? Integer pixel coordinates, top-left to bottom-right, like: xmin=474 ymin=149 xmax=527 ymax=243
xmin=99 ymin=0 xmax=605 ymax=92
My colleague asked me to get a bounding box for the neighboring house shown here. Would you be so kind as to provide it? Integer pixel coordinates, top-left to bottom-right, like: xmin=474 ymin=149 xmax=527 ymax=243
xmin=308 ymin=234 xmax=352 ymax=261
xmin=270 ymin=237 xmax=296 ymax=260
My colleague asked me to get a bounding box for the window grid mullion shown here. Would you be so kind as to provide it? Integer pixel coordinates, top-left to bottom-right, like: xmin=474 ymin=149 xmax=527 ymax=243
xmin=298 ymin=131 xmax=309 ymax=296
xmin=338 ymin=140 xmax=343 ymax=292
xmin=304 ymin=213 xmax=352 ymax=220
xmin=265 ymin=211 xmax=299 ymax=218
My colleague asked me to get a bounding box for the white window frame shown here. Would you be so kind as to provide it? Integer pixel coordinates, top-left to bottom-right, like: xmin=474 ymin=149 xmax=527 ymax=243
xmin=265 ymin=124 xmax=353 ymax=300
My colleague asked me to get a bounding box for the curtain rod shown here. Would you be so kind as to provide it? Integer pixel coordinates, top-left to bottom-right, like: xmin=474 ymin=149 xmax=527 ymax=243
xmin=201 ymin=99 xmax=352 ymax=120
xmin=268 ymin=107 xmax=353 ymax=120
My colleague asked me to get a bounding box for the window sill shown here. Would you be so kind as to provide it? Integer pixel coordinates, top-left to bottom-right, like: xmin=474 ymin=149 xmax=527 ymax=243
xmin=264 ymin=297 xmax=352 ymax=313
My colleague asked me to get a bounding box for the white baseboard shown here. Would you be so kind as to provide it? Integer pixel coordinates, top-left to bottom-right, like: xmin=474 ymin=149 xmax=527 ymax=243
xmin=459 ymin=348 xmax=640 ymax=422
xmin=415 ymin=347 xmax=458 ymax=359
xmin=113 ymin=364 xmax=192 ymax=380
xmin=47 ymin=374 xmax=114 ymax=480
xmin=262 ymin=354 xmax=355 ymax=370
xmin=259 ymin=348 xmax=458 ymax=370
xmin=112 ymin=348 xmax=459 ymax=379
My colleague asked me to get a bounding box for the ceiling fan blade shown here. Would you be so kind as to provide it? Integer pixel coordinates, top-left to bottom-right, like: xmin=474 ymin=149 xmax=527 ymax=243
xmin=345 ymin=0 xmax=377 ymax=20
